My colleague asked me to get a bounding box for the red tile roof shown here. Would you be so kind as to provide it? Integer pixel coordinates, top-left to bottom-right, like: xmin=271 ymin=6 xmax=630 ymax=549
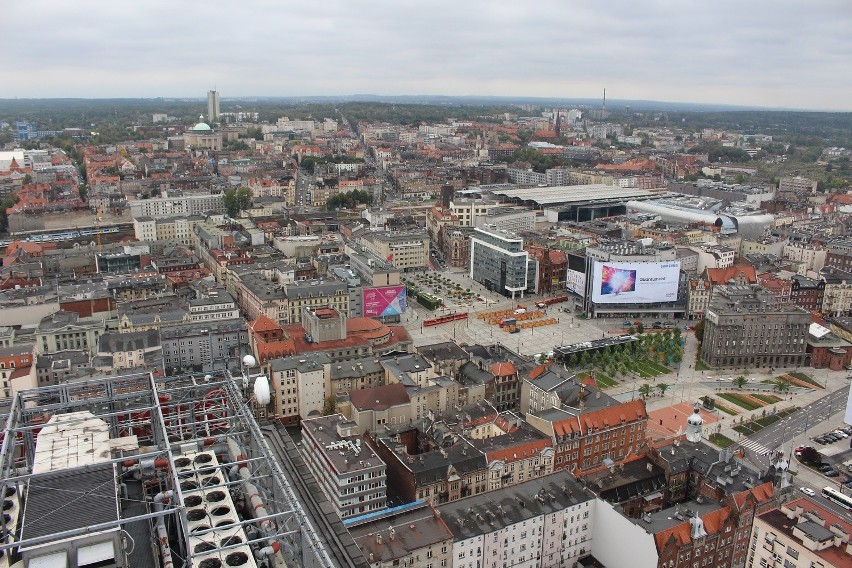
xmin=705 ymin=266 xmax=757 ymax=284
xmin=248 ymin=315 xmax=281 ymax=332
xmin=732 ymin=481 xmax=773 ymax=510
xmin=491 ymin=361 xmax=516 ymax=376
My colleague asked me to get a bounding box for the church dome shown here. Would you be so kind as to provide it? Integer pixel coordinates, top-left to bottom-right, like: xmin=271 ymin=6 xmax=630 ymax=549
xmin=193 ymin=122 xmax=212 ymax=132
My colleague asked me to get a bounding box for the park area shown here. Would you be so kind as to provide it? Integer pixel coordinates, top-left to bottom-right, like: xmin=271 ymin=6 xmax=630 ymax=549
xmin=560 ymin=331 xmax=683 ymax=390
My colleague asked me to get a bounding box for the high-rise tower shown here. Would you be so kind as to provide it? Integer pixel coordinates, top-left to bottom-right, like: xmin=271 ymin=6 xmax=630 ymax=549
xmin=207 ymin=89 xmax=220 ymax=123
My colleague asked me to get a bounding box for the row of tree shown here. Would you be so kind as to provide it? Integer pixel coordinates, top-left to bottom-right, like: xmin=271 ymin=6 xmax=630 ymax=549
xmin=326 ymin=189 xmax=372 ymax=211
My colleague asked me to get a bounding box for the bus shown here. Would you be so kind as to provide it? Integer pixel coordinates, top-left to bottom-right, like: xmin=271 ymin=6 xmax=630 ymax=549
xmin=821 ymin=486 xmax=852 ymax=510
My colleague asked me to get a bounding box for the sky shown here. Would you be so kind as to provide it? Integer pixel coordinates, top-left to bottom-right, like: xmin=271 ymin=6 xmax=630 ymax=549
xmin=2 ymin=1 xmax=852 ymax=110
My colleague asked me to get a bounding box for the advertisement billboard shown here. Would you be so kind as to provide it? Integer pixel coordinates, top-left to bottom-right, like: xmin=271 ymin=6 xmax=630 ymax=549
xmin=363 ymin=285 xmax=407 ymax=318
xmin=591 ymin=260 xmax=680 ymax=304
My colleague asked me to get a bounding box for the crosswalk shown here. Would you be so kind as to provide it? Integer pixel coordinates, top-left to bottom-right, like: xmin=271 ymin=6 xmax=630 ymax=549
xmin=739 ymin=438 xmax=774 ymax=456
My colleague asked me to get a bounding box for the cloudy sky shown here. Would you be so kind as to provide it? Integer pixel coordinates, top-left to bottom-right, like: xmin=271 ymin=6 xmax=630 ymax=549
xmin=3 ymin=1 xmax=851 ymax=110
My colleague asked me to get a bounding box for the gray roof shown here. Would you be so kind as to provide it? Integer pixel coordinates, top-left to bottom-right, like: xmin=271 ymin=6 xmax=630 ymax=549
xmin=98 ymin=330 xmax=161 ymax=353
xmin=378 ymin=434 xmax=487 ymax=486
xmin=438 ymin=472 xmax=594 ymax=542
xmin=301 ymin=414 xmax=384 ymax=476
xmin=285 ymin=279 xmax=347 ymax=299
xmin=347 ymin=502 xmax=452 ymax=563
xmin=458 ymin=361 xmax=493 ymax=387
xmin=416 ymin=341 xmax=469 ymax=363
xmin=327 ymin=356 xmax=384 ymax=379
xmin=158 ymin=317 xmax=246 ymax=339
xmin=269 ymin=352 xmax=332 ymax=373
xmin=380 ymin=353 xmax=432 ymax=375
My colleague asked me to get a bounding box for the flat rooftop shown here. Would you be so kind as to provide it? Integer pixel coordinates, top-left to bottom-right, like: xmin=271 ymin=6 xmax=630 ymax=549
xmin=491 ymin=184 xmax=653 ymax=206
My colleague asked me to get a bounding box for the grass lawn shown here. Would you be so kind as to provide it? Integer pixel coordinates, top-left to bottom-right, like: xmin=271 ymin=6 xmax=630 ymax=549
xmin=596 ymin=374 xmax=618 ymax=389
xmin=717 ymin=393 xmax=762 ymax=411
xmin=734 ymin=424 xmax=756 ymax=435
xmin=644 ymin=361 xmax=671 ymax=375
xmin=789 ymin=372 xmax=822 ymax=388
xmin=709 ymin=433 xmax=736 ymax=448
xmin=735 ymin=408 xmax=799 ymax=435
xmin=715 ymin=403 xmax=739 ymax=416
xmin=751 ymin=394 xmax=782 ymax=404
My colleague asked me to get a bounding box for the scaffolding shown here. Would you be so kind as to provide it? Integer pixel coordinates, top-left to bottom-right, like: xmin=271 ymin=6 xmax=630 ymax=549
xmin=0 ymin=371 xmax=336 ymax=568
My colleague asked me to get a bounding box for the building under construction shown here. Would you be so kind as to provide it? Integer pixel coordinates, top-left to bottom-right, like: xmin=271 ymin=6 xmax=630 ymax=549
xmin=0 ymin=370 xmax=368 ymax=568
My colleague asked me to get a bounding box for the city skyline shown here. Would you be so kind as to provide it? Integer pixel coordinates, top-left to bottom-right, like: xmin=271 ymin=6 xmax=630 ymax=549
xmin=3 ymin=0 xmax=852 ymax=111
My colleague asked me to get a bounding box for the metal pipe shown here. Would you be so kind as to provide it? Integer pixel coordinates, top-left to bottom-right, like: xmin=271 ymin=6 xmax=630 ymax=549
xmin=227 ymin=438 xmax=275 ymax=533
xmin=153 ymin=490 xmax=175 ymax=568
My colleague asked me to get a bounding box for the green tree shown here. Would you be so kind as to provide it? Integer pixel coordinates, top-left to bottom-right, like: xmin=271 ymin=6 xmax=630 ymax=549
xmin=694 ymin=319 xmax=706 ymax=344
xmin=733 ymin=376 xmax=748 ymax=389
xmin=638 ymin=383 xmax=653 ymax=399
xmin=0 ymin=194 xmax=20 ymax=232
xmin=657 ymin=383 xmax=670 ymax=397
xmin=775 ymin=380 xmax=791 ymax=394
xmin=322 ymin=395 xmax=337 ymax=416
xmin=223 ymin=187 xmax=252 ymax=217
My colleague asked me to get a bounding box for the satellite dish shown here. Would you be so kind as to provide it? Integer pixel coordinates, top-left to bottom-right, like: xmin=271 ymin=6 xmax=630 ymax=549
xmin=242 ymin=355 xmax=257 ymax=368
xmin=254 ymin=375 xmax=271 ymax=406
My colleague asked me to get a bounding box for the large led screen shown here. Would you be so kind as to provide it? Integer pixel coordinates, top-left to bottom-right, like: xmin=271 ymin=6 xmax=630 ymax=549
xmin=590 ymin=261 xmax=680 ymax=304
xmin=363 ymin=285 xmax=407 ymax=318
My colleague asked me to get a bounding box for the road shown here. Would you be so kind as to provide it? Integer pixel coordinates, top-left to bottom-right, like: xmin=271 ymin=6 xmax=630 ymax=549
xmin=747 ymin=385 xmax=850 ymax=455
xmin=737 ymin=385 xmax=852 ymax=520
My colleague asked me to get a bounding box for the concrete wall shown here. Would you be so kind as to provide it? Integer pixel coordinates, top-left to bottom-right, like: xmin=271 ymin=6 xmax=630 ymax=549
xmin=591 ymin=499 xmax=658 ymax=568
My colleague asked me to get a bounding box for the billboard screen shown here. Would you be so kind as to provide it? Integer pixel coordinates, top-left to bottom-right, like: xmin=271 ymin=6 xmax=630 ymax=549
xmin=591 ymin=260 xmax=680 ymax=304
xmin=363 ymin=285 xmax=407 ymax=318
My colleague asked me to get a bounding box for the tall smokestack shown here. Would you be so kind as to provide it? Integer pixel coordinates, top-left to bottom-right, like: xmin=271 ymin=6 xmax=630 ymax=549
xmin=603 ymin=88 xmax=606 ymax=113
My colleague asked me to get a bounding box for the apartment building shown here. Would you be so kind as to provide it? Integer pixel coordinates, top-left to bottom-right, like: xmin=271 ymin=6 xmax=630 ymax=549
xmin=133 ymin=215 xmax=205 ymax=246
xmin=301 ymin=414 xmax=387 ymax=520
xmin=129 ymin=193 xmax=225 ymax=218
xmin=360 ymin=231 xmax=430 ymax=272
xmin=267 ymin=352 xmax=330 ymax=423
xmin=440 ymin=473 xmax=596 ymax=568
xmin=347 ymin=501 xmax=453 ymax=568
xmin=285 ymin=280 xmax=349 ymax=324
xmin=159 ymin=318 xmax=248 ymax=373
xmin=449 ymin=199 xmax=499 ymax=227
xmin=748 ymin=497 xmax=851 ymax=568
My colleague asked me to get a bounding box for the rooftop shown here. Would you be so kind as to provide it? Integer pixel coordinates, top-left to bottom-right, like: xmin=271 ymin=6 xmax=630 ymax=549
xmin=438 ymin=472 xmax=594 ymax=541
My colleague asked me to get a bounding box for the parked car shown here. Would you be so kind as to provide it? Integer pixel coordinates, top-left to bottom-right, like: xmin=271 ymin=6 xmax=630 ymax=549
xmin=663 ymin=321 xmax=675 ymax=328
xmin=832 ymin=430 xmax=848 ymax=438
xmin=815 ymin=437 xmax=829 ymax=445
xmin=826 ymin=471 xmax=840 ymax=477
xmin=622 ymin=321 xmax=631 ymax=327
xmin=652 ymin=321 xmax=663 ymax=329
xmin=799 ymin=487 xmax=815 ymax=496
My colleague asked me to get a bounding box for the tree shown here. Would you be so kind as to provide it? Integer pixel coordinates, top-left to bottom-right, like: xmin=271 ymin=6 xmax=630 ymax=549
xmin=638 ymin=383 xmax=653 ymax=399
xmin=775 ymin=380 xmax=791 ymax=394
xmin=322 ymin=395 xmax=337 ymax=416
xmin=733 ymin=376 xmax=748 ymax=389
xmin=694 ymin=319 xmax=706 ymax=344
xmin=797 ymin=446 xmax=820 ymax=465
xmin=657 ymin=383 xmax=670 ymax=397
xmin=223 ymin=187 xmax=252 ymax=217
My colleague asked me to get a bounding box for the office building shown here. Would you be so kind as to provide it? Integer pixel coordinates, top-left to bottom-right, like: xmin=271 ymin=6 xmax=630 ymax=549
xmin=301 ymin=413 xmax=387 ymax=519
xmin=701 ymin=285 xmax=811 ymax=368
xmin=207 ymin=89 xmax=220 ymax=122
xmin=469 ymin=225 xmax=537 ymax=298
